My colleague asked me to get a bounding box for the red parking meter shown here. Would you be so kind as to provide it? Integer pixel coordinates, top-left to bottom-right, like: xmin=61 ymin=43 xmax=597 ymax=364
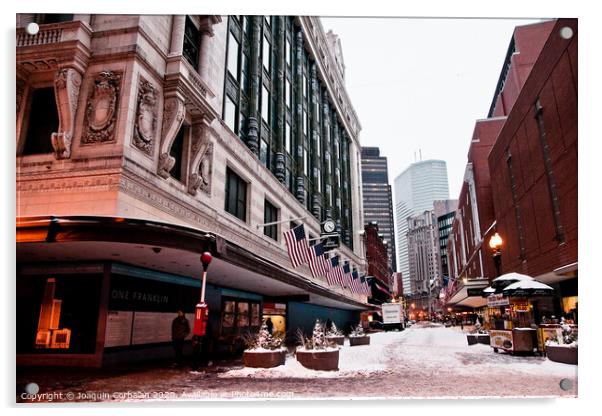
xmin=193 ymin=302 xmax=209 ymax=336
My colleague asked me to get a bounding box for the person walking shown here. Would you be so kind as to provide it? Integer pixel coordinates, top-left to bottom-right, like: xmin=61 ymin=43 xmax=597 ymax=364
xmin=265 ymin=317 xmax=274 ymax=335
xmin=171 ymin=310 xmax=190 ymax=367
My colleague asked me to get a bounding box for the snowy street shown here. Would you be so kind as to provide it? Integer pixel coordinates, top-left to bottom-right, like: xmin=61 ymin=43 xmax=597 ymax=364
xmin=18 ymin=323 xmax=577 ymax=401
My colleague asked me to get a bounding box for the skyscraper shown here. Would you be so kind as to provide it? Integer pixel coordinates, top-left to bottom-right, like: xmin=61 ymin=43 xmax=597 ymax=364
xmin=361 ymin=147 xmax=396 ymax=272
xmin=394 ymin=160 xmax=449 ymax=294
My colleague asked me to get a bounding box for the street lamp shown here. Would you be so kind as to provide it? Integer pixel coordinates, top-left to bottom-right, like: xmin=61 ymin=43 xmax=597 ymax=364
xmin=489 ymin=232 xmax=503 ymax=277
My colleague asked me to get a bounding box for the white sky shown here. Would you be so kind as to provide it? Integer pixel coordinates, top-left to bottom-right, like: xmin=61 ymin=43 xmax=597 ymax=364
xmin=321 ymin=17 xmax=540 ymax=198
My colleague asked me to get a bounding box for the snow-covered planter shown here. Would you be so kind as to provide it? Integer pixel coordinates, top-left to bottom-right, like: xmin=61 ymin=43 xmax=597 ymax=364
xmin=295 ymin=320 xmax=340 ymax=371
xmin=466 ymin=318 xmax=490 ymax=346
xmin=325 ymin=322 xmax=345 ymax=345
xmin=242 ymin=320 xmax=287 ymax=368
xmin=348 ymin=323 xmax=370 ymax=346
xmin=545 ymin=319 xmax=578 ymax=365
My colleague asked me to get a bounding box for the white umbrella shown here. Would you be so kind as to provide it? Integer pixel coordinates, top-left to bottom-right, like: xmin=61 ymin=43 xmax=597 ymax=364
xmin=502 ymin=279 xmax=554 ymax=296
xmin=491 ymin=272 xmax=534 ymax=283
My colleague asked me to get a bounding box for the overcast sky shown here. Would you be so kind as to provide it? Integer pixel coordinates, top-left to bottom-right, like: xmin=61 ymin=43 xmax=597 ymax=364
xmin=321 ymin=17 xmax=541 ymax=199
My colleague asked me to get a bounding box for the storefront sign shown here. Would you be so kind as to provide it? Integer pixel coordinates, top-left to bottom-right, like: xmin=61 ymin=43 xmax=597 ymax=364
xmin=263 ymin=302 xmax=286 ymax=315
xmin=511 ymin=301 xmax=530 ymax=312
xmin=321 ymin=233 xmax=340 ymax=250
xmin=487 ymin=294 xmax=510 ymax=307
xmin=490 ymin=330 xmax=514 ymax=351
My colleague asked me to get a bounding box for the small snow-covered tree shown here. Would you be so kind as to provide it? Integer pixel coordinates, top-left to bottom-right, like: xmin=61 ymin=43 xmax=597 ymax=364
xmin=327 ymin=322 xmax=343 ymax=337
xmin=243 ymin=319 xmax=284 ymax=350
xmin=350 ymin=322 xmax=365 ymax=337
xmin=312 ymin=319 xmax=327 ymax=349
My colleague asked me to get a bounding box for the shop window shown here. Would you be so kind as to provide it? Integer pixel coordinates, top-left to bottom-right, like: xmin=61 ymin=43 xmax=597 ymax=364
xmin=183 ymin=16 xmax=200 ymax=70
xmin=16 ymin=274 xmax=102 ymax=354
xmin=225 ymin=167 xmax=247 ymax=222
xmin=220 ymin=298 xmax=260 ymax=336
xmin=169 ymin=125 xmax=188 ymax=182
xmin=264 ymin=200 xmax=278 ymax=240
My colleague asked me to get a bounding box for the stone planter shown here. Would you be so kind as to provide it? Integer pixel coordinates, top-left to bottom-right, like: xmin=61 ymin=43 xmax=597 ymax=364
xmin=467 ymin=334 xmax=490 ymax=346
xmin=546 ymin=345 xmax=578 ymax=365
xmin=296 ymin=348 xmax=339 ymax=371
xmin=349 ymin=336 xmax=370 ymax=346
xmin=243 ymin=349 xmax=287 ymax=368
xmin=326 ymin=336 xmax=345 ymax=346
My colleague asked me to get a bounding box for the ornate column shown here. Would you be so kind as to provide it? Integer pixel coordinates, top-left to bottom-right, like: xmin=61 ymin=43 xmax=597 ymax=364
xmin=51 ymin=67 xmax=82 ymax=159
xmin=245 ymin=16 xmax=261 ymax=155
xmin=332 ymin=117 xmax=342 ymax=232
xmin=294 ymin=30 xmax=305 ymax=204
xmin=187 ymin=118 xmax=214 ymax=196
xmin=198 ymin=16 xmax=218 ymax=81
xmin=322 ymin=90 xmax=333 ymax=220
xmin=310 ymin=64 xmax=321 ymax=219
xmin=169 ymin=15 xmax=186 ymax=56
xmin=274 ymin=16 xmax=286 ymax=184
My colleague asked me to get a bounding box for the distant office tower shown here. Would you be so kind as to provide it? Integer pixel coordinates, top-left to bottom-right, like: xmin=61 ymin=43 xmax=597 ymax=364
xmin=394 ymin=160 xmax=449 ymax=294
xmin=433 ymin=199 xmax=458 ymax=279
xmin=407 ymin=211 xmax=439 ymax=296
xmin=361 ymin=147 xmax=396 ymax=272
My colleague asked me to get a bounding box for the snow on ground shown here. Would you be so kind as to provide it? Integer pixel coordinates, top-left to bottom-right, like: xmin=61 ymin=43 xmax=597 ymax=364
xmin=219 ymin=330 xmax=409 ymax=379
xmin=218 ymin=322 xmax=576 ymax=383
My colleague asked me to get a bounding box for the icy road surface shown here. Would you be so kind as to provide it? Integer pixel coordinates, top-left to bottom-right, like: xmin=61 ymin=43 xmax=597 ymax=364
xmin=18 ymin=323 xmax=577 ymax=401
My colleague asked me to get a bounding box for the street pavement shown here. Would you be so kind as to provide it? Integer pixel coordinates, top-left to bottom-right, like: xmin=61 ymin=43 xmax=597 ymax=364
xmin=17 ymin=322 xmax=577 ymax=402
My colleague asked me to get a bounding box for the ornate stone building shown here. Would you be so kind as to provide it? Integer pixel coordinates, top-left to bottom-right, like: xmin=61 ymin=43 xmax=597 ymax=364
xmin=16 ymin=14 xmax=367 ymax=367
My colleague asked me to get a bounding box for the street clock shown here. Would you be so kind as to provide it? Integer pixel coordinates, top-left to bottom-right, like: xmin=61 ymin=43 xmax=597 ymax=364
xmin=322 ymin=218 xmax=336 ymax=234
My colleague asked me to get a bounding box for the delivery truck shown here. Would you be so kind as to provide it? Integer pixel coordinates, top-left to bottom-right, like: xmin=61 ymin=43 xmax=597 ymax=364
xmin=381 ymin=302 xmax=405 ymax=331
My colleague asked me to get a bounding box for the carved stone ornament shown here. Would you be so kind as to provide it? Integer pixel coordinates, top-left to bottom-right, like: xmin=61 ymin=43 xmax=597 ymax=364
xmin=157 ymin=96 xmax=185 ymax=179
xmin=82 ymin=71 xmax=121 ymax=144
xmin=51 ymin=68 xmax=82 ymax=159
xmin=187 ymin=121 xmax=213 ymax=196
xmin=16 ymin=78 xmax=26 ymax=116
xmin=133 ymin=78 xmax=158 ymax=155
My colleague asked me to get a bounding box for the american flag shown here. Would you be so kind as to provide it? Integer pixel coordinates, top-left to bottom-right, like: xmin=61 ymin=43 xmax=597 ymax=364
xmin=352 ymin=269 xmax=361 ymax=294
xmin=327 ymin=256 xmax=343 ymax=286
xmin=361 ymin=276 xmax=371 ymax=296
xmin=342 ymin=262 xmax=353 ymax=291
xmin=308 ymin=242 xmax=329 ymax=278
xmin=284 ymin=224 xmax=309 ymax=268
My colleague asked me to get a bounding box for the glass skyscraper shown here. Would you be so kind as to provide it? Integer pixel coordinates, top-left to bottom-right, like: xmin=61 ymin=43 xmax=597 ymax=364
xmin=394 ymin=160 xmax=449 ymax=295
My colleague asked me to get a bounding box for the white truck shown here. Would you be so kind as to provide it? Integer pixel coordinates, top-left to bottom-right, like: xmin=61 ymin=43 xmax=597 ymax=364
xmin=381 ymin=302 xmax=405 ymax=331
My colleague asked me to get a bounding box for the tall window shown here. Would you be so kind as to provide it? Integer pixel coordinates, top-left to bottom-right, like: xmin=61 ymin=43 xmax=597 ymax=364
xmin=264 ymin=200 xmax=278 ymax=240
xmin=227 ymin=32 xmax=240 ymax=79
xmin=225 ymin=168 xmax=247 ymax=222
xmin=261 ymin=85 xmax=270 ymax=122
xmin=169 ymin=125 xmax=188 ymax=182
xmin=262 ymin=35 xmax=271 ymax=73
xmin=285 ymin=122 xmax=291 ymax=154
xmin=183 ymin=17 xmax=200 ymax=69
xmin=37 ymin=14 xmax=74 ymax=24
xmin=224 ymin=95 xmax=237 ymax=133
xmin=21 ymin=87 xmax=58 ymax=156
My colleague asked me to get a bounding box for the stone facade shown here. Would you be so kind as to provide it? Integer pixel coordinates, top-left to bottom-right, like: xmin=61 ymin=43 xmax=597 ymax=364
xmin=16 ymin=14 xmax=366 ymax=304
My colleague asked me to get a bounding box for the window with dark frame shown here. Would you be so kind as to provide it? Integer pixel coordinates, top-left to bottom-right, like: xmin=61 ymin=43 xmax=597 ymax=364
xmin=169 ymin=125 xmax=188 ymax=182
xmin=21 ymin=87 xmax=58 ymax=156
xmin=264 ymin=200 xmax=278 ymax=240
xmin=183 ymin=16 xmax=200 ymax=70
xmin=225 ymin=167 xmax=247 ymax=222
xmin=220 ymin=298 xmax=261 ymax=336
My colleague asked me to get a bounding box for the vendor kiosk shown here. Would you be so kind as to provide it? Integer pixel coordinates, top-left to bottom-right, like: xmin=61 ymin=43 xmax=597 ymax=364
xmin=485 ymin=294 xmax=537 ymax=354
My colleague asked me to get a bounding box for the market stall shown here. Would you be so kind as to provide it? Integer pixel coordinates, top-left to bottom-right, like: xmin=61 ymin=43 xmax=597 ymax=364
xmin=482 ymin=273 xmax=555 ymax=355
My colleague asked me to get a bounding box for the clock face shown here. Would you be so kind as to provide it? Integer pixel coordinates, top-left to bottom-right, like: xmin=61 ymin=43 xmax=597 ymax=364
xmin=323 ymin=219 xmax=335 ymax=233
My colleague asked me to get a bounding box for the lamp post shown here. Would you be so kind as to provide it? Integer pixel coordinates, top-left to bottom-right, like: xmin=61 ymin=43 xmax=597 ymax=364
xmin=193 ymin=252 xmax=213 ymax=337
xmin=489 ymin=232 xmax=503 ymax=277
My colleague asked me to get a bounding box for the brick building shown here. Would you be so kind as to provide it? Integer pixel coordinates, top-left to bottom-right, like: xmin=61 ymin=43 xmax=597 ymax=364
xmin=446 ymin=19 xmax=577 ymax=319
xmin=364 ymin=222 xmax=391 ymax=304
xmin=488 ymin=19 xmax=578 ymax=319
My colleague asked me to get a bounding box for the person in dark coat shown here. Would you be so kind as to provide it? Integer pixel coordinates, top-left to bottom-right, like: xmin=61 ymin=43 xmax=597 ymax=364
xmin=265 ymin=317 xmax=274 ymax=335
xmin=171 ymin=310 xmax=190 ymax=367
